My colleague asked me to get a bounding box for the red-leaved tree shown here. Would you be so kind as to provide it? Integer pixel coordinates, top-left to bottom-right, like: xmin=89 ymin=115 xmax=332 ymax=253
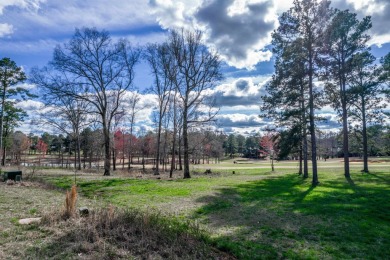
xmin=36 ymin=139 xmax=48 ymax=165
xmin=259 ymin=134 xmax=278 ymax=171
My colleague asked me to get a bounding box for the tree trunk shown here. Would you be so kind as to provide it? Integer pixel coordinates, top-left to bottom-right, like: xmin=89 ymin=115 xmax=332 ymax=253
xmin=301 ymin=85 xmax=308 ymax=178
xmin=155 ymin=118 xmax=162 ymax=175
xmin=178 ymin=132 xmax=183 ymax=171
xmin=76 ymin=132 xmax=81 ymax=170
xmin=112 ymin=148 xmax=116 ymax=171
xmin=341 ymin=86 xmax=350 ymax=178
xmin=2 ymin=146 xmax=5 ymax=166
xmin=361 ymin=97 xmax=369 ymax=173
xmin=0 ymin=84 xmax=5 ymax=166
xmin=74 ymin=145 xmax=76 ymax=169
xmin=183 ymin=106 xmax=190 ymax=178
xmin=170 ymin=143 xmax=175 ymax=178
xmin=103 ymin=124 xmax=111 ymax=176
xmin=308 ymin=50 xmax=318 ymax=186
xmin=303 ymin=131 xmax=309 ymax=178
xmin=122 ymin=138 xmax=125 ymax=170
xmin=299 ymin=142 xmax=303 ymax=175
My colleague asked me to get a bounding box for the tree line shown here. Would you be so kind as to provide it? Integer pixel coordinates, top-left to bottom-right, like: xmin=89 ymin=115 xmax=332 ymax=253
xmin=0 ymin=0 xmax=389 ymax=181
xmin=260 ymin=0 xmax=390 ymax=186
xmin=26 ymin=28 xmax=221 ymax=178
xmin=1 ymin=29 xmax=222 ymax=178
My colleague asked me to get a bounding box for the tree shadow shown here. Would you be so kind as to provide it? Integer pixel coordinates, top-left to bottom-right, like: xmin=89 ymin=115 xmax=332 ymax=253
xmin=192 ymin=172 xmax=390 ymax=259
xmin=345 ymin=176 xmax=355 ymax=186
xmin=295 ymin=185 xmax=316 ymax=203
xmin=368 ymin=172 xmax=390 ymax=185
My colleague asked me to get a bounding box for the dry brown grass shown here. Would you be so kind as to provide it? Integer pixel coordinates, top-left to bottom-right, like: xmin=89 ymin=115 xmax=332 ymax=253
xmin=64 ymin=184 xmax=78 ymax=218
xmin=36 ymin=206 xmax=235 ymax=259
xmin=0 ymin=178 xmax=235 ymax=259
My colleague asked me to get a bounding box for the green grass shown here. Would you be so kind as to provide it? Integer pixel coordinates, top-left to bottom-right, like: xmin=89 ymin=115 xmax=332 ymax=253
xmin=194 ymin=170 xmax=390 ymax=259
xmin=39 ymin=165 xmax=390 ymax=259
xmin=42 ymin=169 xmax=272 ymax=209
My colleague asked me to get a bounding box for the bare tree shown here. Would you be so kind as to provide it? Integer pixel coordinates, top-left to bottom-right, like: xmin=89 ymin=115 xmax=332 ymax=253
xmin=11 ymin=131 xmax=30 ymax=165
xmin=144 ymin=43 xmax=173 ymax=175
xmin=168 ymin=30 xmax=222 ymax=178
xmin=31 ymin=67 xmax=90 ymax=170
xmin=126 ymin=91 xmax=143 ymax=169
xmin=169 ymin=89 xmax=184 ymax=177
xmin=33 ymin=28 xmax=140 ymax=176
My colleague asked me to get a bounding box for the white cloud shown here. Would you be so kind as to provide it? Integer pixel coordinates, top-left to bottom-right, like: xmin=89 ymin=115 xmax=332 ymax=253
xmin=15 ymin=99 xmax=43 ymax=111
xmin=150 ymin=0 xmax=277 ymax=69
xmin=0 ymin=0 xmax=46 ymax=15
xmin=149 ymin=0 xmax=390 ymax=69
xmin=15 ymin=82 xmax=37 ymax=90
xmin=209 ymin=76 xmax=270 ymax=107
xmin=345 ymin=0 xmax=386 ymax=15
xmin=0 ymin=23 xmax=13 ymax=37
xmin=333 ymin=0 xmax=390 ymax=47
xmin=0 ymin=0 xmax=46 ymax=38
xmin=0 ymin=0 xmax=156 ymax=42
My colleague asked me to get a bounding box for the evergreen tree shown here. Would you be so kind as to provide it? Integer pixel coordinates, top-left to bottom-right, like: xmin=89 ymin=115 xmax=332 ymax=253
xmin=321 ymin=10 xmax=371 ymax=178
xmin=262 ymin=0 xmax=333 ymax=185
xmin=0 ymin=58 xmax=31 ymax=166
xmin=348 ymin=51 xmax=384 ymax=172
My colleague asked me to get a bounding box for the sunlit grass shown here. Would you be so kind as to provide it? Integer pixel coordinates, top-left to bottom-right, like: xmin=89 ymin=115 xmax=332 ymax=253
xmin=40 ymin=165 xmax=390 ymax=259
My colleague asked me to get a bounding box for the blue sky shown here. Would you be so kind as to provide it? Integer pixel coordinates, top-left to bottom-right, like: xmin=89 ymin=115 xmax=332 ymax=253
xmin=1 ymin=0 xmax=389 ymax=136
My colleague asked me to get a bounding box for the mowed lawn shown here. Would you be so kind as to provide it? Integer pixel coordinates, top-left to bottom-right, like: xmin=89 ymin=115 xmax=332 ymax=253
xmin=40 ymin=162 xmax=390 ymax=259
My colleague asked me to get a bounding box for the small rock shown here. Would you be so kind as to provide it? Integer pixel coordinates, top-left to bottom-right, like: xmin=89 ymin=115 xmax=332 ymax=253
xmin=6 ymin=180 xmax=15 ymax=185
xmin=19 ymin=217 xmax=41 ymax=225
xmin=204 ymin=169 xmax=212 ymax=174
xmin=79 ymin=207 xmax=89 ymax=216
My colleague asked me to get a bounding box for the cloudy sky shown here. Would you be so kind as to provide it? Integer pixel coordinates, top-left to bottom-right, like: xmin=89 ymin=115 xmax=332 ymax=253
xmin=1 ymin=0 xmax=389 ymax=136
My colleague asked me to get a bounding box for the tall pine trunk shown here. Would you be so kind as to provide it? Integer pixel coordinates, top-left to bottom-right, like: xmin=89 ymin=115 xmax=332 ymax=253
xmin=301 ymin=83 xmax=309 ymax=178
xmin=0 ymin=85 xmax=5 ymax=166
xmin=362 ymin=97 xmax=369 ymax=173
xmin=309 ymin=48 xmax=318 ymax=186
xmin=341 ymin=80 xmax=350 ymax=178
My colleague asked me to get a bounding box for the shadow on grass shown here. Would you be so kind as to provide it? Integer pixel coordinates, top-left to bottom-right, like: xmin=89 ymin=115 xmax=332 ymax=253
xmin=193 ymin=171 xmax=390 ymax=259
xmin=368 ymin=172 xmax=390 ymax=184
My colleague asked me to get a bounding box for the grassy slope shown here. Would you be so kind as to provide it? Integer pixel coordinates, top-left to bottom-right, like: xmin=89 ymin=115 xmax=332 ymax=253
xmin=42 ymin=164 xmax=390 ymax=259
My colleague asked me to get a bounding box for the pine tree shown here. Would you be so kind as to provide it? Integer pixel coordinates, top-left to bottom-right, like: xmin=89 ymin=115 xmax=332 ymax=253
xmin=321 ymin=10 xmax=372 ymax=178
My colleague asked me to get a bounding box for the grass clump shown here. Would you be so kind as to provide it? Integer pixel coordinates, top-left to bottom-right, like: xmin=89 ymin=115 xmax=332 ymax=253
xmin=34 ymin=206 xmax=234 ymax=259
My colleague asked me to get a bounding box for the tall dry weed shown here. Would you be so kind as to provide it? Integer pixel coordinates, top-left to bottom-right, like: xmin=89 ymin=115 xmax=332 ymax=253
xmin=64 ymin=185 xmax=78 ymax=218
